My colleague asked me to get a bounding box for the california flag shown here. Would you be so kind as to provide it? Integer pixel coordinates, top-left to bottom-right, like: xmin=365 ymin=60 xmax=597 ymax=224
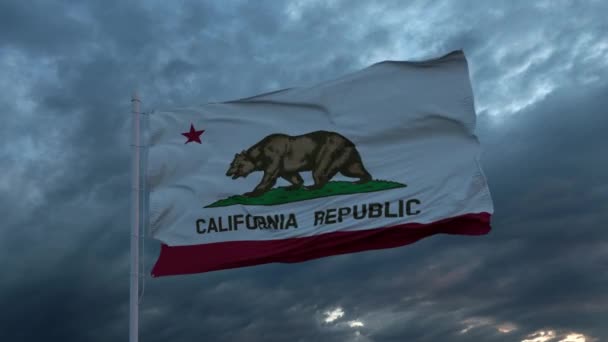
xmin=145 ymin=50 xmax=494 ymax=277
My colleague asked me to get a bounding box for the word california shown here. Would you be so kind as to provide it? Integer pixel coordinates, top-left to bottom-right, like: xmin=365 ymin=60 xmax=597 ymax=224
xmin=195 ymin=199 xmax=421 ymax=234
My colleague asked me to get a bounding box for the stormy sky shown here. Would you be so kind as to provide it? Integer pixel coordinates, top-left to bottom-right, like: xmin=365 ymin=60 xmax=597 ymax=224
xmin=1 ymin=0 xmax=607 ymax=341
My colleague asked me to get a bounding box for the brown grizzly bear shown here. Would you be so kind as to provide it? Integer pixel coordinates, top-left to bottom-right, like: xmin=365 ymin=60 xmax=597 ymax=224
xmin=225 ymin=130 xmax=372 ymax=197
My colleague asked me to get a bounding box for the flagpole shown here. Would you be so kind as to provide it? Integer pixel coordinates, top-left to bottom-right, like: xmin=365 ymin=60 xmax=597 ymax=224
xmin=130 ymin=91 xmax=141 ymax=342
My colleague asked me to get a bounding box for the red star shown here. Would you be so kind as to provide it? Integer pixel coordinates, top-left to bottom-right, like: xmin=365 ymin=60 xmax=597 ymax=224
xmin=181 ymin=124 xmax=205 ymax=144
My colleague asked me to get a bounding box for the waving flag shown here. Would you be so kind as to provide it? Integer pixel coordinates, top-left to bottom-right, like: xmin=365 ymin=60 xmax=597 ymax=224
xmin=145 ymin=50 xmax=493 ymax=277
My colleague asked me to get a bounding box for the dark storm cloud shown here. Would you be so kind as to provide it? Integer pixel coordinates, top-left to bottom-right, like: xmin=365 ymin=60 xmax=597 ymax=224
xmin=1 ymin=0 xmax=606 ymax=341
xmin=0 ymin=0 xmax=90 ymax=54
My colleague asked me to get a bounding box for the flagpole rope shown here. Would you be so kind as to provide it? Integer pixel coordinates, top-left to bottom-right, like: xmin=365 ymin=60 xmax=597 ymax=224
xmin=139 ymin=229 xmax=145 ymax=304
xmin=138 ymin=111 xmax=149 ymax=304
xmin=139 ymin=115 xmax=147 ymax=304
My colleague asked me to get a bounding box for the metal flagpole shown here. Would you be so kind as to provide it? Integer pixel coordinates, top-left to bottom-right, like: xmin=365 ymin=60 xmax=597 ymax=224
xmin=130 ymin=91 xmax=141 ymax=342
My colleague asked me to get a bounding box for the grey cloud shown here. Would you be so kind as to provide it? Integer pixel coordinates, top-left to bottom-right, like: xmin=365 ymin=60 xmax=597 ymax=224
xmin=0 ymin=0 xmax=91 ymax=54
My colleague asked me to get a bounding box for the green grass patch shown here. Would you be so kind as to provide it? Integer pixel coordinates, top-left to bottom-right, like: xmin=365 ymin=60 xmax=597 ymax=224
xmin=204 ymin=180 xmax=406 ymax=208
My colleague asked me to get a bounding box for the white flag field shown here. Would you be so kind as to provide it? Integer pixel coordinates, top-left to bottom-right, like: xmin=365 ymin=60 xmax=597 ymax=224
xmin=144 ymin=50 xmax=494 ymax=277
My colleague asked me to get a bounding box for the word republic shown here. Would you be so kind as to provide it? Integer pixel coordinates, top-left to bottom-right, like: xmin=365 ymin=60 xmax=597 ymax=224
xmin=195 ymin=199 xmax=421 ymax=234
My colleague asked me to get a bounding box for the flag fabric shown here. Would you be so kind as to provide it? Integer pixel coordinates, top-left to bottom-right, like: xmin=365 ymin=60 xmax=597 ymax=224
xmin=145 ymin=50 xmax=493 ymax=277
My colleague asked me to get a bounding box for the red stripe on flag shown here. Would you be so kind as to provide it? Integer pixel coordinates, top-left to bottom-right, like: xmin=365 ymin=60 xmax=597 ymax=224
xmin=151 ymin=212 xmax=491 ymax=277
